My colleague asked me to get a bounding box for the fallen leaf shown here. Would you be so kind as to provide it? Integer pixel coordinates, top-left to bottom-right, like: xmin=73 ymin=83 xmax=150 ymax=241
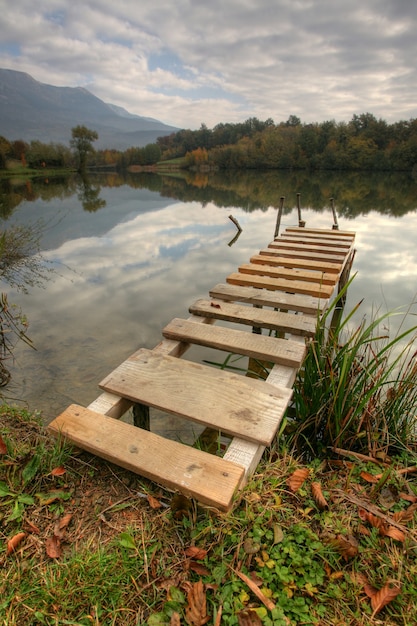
xmin=189 ymin=561 xmax=211 ymax=576
xmin=311 ymin=482 xmax=328 ymax=509
xmin=170 ymin=612 xmax=181 ymax=626
xmin=399 ymin=492 xmax=417 ymax=503
xmin=384 ymin=526 xmax=405 ymax=542
xmin=243 ymin=538 xmax=261 ymax=554
xmin=378 ymin=485 xmax=399 ymax=509
xmin=370 ymin=582 xmax=401 ymax=615
xmin=54 ymin=512 xmax=73 ymax=538
xmin=0 ymin=434 xmax=7 ymax=454
xmin=185 ymin=580 xmax=210 ymax=626
xmin=147 ymin=494 xmax=162 ymax=509
xmin=24 ymin=520 xmax=40 ymax=534
xmin=360 ymin=470 xmax=379 ymax=483
xmin=358 ymin=509 xmax=387 ymax=534
xmin=286 ymin=468 xmax=309 ymax=492
xmin=330 ymin=534 xmax=359 ymax=561
xmin=185 ymin=546 xmax=208 ymax=560
xmin=233 ymin=569 xmax=275 ymax=611
xmin=393 ymin=503 xmax=417 ymax=523
xmin=237 ymin=609 xmax=263 ymax=625
xmin=6 ymin=532 xmax=26 ymax=555
xmin=45 ymin=535 xmax=62 ymax=559
xmin=51 ymin=466 xmax=66 ymax=476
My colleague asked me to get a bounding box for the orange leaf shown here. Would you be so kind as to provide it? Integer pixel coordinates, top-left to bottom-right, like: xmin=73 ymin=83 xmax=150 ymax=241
xmin=185 ymin=546 xmax=208 ymax=560
xmin=384 ymin=526 xmax=405 ymax=542
xmin=311 ymin=482 xmax=328 ymax=509
xmin=45 ymin=535 xmax=62 ymax=559
xmin=233 ymin=569 xmax=276 ymax=611
xmin=360 ymin=471 xmax=379 ymax=483
xmin=286 ymin=468 xmax=309 ymax=492
xmin=147 ymin=494 xmax=162 ymax=509
xmin=170 ymin=612 xmax=181 ymax=626
xmin=399 ymin=492 xmax=417 ymax=503
xmin=0 ymin=434 xmax=7 ymax=455
xmin=189 ymin=561 xmax=211 ymax=576
xmin=24 ymin=520 xmax=40 ymax=534
xmin=185 ymin=579 xmax=210 ymax=626
xmin=370 ymin=582 xmax=401 ymax=615
xmin=51 ymin=466 xmax=66 ymax=476
xmin=393 ymin=503 xmax=417 ymax=523
xmin=330 ymin=534 xmax=359 ymax=561
xmin=237 ymin=609 xmax=263 ymax=625
xmin=358 ymin=509 xmax=387 ymax=534
xmin=6 ymin=532 xmax=26 ymax=555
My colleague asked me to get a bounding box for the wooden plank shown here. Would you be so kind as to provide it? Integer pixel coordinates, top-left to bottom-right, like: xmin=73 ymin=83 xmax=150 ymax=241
xmin=188 ymin=299 xmax=316 ymax=337
xmin=99 ymin=348 xmax=293 ymax=446
xmin=239 ymin=263 xmax=338 ymax=286
xmin=162 ymin=317 xmax=309 ymax=365
xmin=209 ymin=283 xmax=328 ymax=314
xmin=285 ymin=227 xmax=355 ymax=238
xmin=48 ymin=404 xmax=244 ymax=511
xmin=250 ymin=253 xmax=341 ymax=274
xmin=227 ymin=272 xmax=334 ymax=298
xmin=268 ymin=238 xmax=347 ymax=259
xmin=260 ymin=246 xmax=347 ymax=264
xmin=277 ymin=235 xmax=352 ymax=249
xmin=283 ymin=229 xmax=354 ymax=243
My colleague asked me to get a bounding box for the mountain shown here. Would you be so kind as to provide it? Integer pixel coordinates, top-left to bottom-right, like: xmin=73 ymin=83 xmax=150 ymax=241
xmin=0 ymin=68 xmax=179 ymax=150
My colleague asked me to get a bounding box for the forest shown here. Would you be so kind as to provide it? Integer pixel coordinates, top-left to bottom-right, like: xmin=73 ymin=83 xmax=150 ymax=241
xmin=1 ymin=112 xmax=417 ymax=173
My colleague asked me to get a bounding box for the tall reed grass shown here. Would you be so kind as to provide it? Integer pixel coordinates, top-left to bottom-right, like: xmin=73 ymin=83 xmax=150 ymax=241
xmin=289 ymin=279 xmax=417 ymax=460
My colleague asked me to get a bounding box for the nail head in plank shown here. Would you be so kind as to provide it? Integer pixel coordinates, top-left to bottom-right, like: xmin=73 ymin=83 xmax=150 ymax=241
xmin=227 ymin=272 xmax=334 ymax=298
xmin=163 ymin=317 xmax=308 ymax=366
xmin=209 ymin=283 xmax=328 ymax=315
xmin=99 ymin=348 xmax=293 ymax=446
xmin=188 ymin=299 xmax=315 ymax=337
xmin=48 ymin=404 xmax=244 ymax=511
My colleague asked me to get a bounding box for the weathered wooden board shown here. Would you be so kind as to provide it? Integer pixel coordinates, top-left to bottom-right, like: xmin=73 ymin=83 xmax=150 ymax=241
xmin=188 ymin=299 xmax=315 ymax=337
xmin=282 ymin=230 xmax=355 ymax=244
xmin=238 ymin=263 xmax=338 ymax=286
xmin=99 ymin=348 xmax=293 ymax=446
xmin=268 ymin=240 xmax=350 ymax=256
xmin=285 ymin=227 xmax=355 ymax=239
xmin=250 ymin=253 xmax=341 ymax=274
xmin=227 ymin=272 xmax=334 ymax=298
xmin=48 ymin=404 xmax=244 ymax=511
xmin=163 ymin=317 xmax=308 ymax=365
xmin=277 ymin=235 xmax=352 ymax=249
xmin=260 ymin=246 xmax=346 ymax=264
xmin=209 ymin=283 xmax=328 ymax=314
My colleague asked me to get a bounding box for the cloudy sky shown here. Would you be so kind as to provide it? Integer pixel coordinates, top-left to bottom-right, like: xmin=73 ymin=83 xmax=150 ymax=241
xmin=1 ymin=0 xmax=416 ymax=129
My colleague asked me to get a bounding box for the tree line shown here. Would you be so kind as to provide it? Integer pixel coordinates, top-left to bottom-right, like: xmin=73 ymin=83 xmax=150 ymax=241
xmin=1 ymin=113 xmax=417 ymax=173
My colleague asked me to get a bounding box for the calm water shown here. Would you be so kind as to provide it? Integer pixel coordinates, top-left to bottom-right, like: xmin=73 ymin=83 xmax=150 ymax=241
xmin=1 ymin=170 xmax=417 ymax=431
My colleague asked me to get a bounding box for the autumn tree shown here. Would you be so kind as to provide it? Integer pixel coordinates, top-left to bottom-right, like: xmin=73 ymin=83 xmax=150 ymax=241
xmin=70 ymin=125 xmax=98 ymax=172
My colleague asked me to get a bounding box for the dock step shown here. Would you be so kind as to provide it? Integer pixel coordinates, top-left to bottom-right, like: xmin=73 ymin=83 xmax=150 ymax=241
xmin=227 ymin=272 xmax=334 ymax=298
xmin=162 ymin=317 xmax=308 ymax=365
xmin=209 ymin=283 xmax=328 ymax=314
xmin=188 ymin=298 xmax=316 ymax=337
xmin=250 ymin=253 xmax=342 ymax=274
xmin=49 ymin=404 xmax=244 ymax=511
xmin=238 ymin=263 xmax=338 ymax=286
xmin=99 ymin=348 xmax=293 ymax=446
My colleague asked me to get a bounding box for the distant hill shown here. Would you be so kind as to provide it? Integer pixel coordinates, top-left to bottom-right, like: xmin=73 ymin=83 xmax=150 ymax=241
xmin=0 ymin=68 xmax=179 ymax=150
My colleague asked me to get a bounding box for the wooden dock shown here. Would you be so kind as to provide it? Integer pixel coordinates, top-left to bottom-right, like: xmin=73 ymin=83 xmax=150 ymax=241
xmin=48 ymin=226 xmax=356 ymax=510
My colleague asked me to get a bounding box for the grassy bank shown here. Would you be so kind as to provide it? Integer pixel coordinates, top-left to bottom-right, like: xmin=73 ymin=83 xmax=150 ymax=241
xmin=1 ymin=293 xmax=417 ymax=625
xmin=1 ymin=403 xmax=417 ymax=625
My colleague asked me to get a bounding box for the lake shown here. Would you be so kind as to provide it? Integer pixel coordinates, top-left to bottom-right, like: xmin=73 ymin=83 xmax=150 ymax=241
xmin=1 ymin=169 xmax=417 ymax=433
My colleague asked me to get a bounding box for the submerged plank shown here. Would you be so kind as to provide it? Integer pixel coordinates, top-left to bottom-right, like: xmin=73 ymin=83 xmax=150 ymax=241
xmin=209 ymin=283 xmax=328 ymax=314
xmin=188 ymin=299 xmax=315 ymax=337
xmin=48 ymin=404 xmax=244 ymax=511
xmin=163 ymin=317 xmax=308 ymax=365
xmin=238 ymin=262 xmax=338 ymax=286
xmin=99 ymin=348 xmax=293 ymax=446
xmin=227 ymin=272 xmax=334 ymax=298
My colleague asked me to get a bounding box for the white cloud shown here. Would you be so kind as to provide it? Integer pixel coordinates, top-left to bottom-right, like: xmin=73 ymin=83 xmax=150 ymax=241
xmin=1 ymin=0 xmax=416 ymax=128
